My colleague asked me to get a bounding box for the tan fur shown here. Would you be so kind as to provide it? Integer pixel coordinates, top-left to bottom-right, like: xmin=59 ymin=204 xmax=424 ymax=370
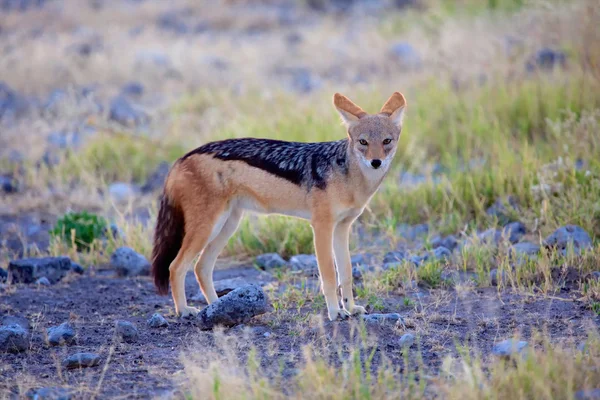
xmin=161 ymin=92 xmax=407 ymax=320
xmin=379 ymin=92 xmax=406 ymax=116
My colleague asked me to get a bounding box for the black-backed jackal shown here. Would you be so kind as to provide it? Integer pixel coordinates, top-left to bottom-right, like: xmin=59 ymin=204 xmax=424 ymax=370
xmin=151 ymin=92 xmax=407 ymax=321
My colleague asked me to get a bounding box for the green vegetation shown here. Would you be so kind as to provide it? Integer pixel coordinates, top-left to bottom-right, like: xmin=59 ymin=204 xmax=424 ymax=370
xmin=50 ymin=211 xmax=108 ymax=251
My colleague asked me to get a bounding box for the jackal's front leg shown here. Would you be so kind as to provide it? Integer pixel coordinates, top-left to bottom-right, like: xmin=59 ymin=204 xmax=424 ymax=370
xmin=312 ymin=219 xmax=349 ymax=321
xmin=333 ymin=219 xmax=367 ymax=316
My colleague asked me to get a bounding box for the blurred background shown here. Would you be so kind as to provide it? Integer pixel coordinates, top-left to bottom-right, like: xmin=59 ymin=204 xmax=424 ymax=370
xmin=0 ymin=0 xmax=599 ymax=263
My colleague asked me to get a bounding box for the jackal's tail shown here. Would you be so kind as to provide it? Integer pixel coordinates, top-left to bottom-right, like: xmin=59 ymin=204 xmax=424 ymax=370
xmin=151 ymin=188 xmax=184 ymax=295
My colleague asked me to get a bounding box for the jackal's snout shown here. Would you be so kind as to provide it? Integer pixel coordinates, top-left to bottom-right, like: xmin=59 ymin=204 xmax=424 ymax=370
xmin=370 ymin=159 xmax=382 ymax=169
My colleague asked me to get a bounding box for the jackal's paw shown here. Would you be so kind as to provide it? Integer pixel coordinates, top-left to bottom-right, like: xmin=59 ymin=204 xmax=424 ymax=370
xmin=346 ymin=305 xmax=367 ymax=315
xmin=178 ymin=306 xmax=200 ymax=319
xmin=328 ymin=308 xmax=352 ymax=321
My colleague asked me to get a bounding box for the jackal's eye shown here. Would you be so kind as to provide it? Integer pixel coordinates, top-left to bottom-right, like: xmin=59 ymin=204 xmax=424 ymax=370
xmin=383 ymin=138 xmax=392 ymax=145
xmin=359 ymin=139 xmax=368 ymax=146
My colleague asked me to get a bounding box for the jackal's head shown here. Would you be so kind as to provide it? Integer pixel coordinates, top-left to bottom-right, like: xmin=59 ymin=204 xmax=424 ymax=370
xmin=333 ymin=92 xmax=406 ymax=172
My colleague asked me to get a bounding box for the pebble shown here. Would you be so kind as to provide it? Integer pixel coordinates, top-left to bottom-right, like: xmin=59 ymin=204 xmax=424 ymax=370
xmin=492 ymin=339 xmax=528 ymax=358
xmin=35 ymin=277 xmax=51 ymax=286
xmin=115 ymin=320 xmax=138 ymax=343
xmin=362 ymin=313 xmax=403 ymax=325
xmin=62 ymin=352 xmax=101 ymax=369
xmin=110 ymin=247 xmax=150 ymax=277
xmin=0 ymin=324 xmax=29 ymax=353
xmin=399 ymin=333 xmax=415 ymax=349
xmin=147 ymin=313 xmax=169 ymax=328
xmin=255 ymin=253 xmax=287 ymax=270
xmin=47 ymin=322 xmax=76 ymax=346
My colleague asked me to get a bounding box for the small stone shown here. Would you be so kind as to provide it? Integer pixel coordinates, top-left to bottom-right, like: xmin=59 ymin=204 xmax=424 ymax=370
xmin=490 ymin=269 xmax=507 ymax=286
xmin=121 ymin=81 xmax=144 ymax=97
xmin=429 ymin=246 xmax=451 ymax=261
xmin=62 ymin=352 xmax=101 ymax=369
xmin=399 ymin=333 xmax=415 ymax=348
xmin=35 ymin=277 xmax=51 ymax=286
xmin=352 ymin=266 xmax=363 ymax=281
xmin=1 ymin=175 xmax=19 ymax=194
xmin=26 ymin=387 xmax=72 ymax=400
xmin=502 ymin=222 xmax=527 ymax=243
xmin=492 ymin=339 xmax=528 ymax=358
xmin=527 ymin=48 xmax=566 ymax=72
xmin=108 ymin=182 xmax=136 ymax=203
xmin=109 ymin=96 xmax=148 ymax=126
xmin=47 ymin=322 xmax=75 ymax=346
xmin=362 ymin=313 xmax=403 ymax=325
xmin=383 ymin=251 xmax=407 ymax=264
xmin=0 ymin=268 xmax=7 ymax=282
xmin=389 ymin=42 xmax=421 ymax=69
xmin=486 ymin=196 xmax=519 ymax=225
xmin=263 ymin=332 xmax=271 ymax=338
xmin=8 ymin=257 xmax=72 ymax=284
xmin=110 ymin=247 xmax=150 ymax=277
xmin=195 ymin=285 xmax=270 ymax=330
xmin=544 ymin=225 xmax=592 ymax=255
xmin=147 ymin=313 xmax=169 ymax=328
xmin=1 ymin=315 xmax=29 ymax=330
xmin=70 ymin=262 xmax=84 ymax=274
xmin=396 ymin=223 xmax=429 ymax=241
xmin=351 ymin=253 xmax=373 ymax=266
xmin=431 ymin=235 xmax=458 ymax=252
xmin=511 ymin=242 xmax=540 ymax=256
xmin=115 ymin=320 xmax=138 ymax=343
xmin=289 ymin=254 xmax=318 ymax=276
xmin=255 ymin=253 xmax=287 ymax=270
xmin=0 ymin=324 xmax=29 ymax=353
xmin=140 ymin=161 xmax=170 ymax=194
xmin=574 ymin=389 xmax=600 ymax=400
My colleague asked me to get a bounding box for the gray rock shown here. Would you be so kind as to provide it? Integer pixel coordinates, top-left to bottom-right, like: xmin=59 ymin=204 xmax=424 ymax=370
xmin=1 ymin=174 xmax=19 ymax=193
xmin=8 ymin=257 xmax=72 ymax=284
xmin=0 ymin=268 xmax=7 ymax=282
xmin=389 ymin=42 xmax=421 ymax=69
xmin=109 ymin=96 xmax=147 ymax=126
xmin=511 ymin=241 xmax=540 ymax=255
xmin=195 ymin=285 xmax=270 ymax=330
xmin=503 ymin=222 xmax=527 ymax=243
xmin=492 ymin=339 xmax=528 ymax=358
xmin=47 ymin=322 xmax=75 ymax=346
xmin=115 ymin=320 xmax=138 ymax=343
xmin=135 ymin=49 xmax=171 ymax=69
xmin=397 ymin=223 xmax=429 ymax=241
xmin=0 ymin=81 xmax=29 ymax=119
xmin=281 ymin=67 xmax=322 ymax=93
xmin=147 ymin=313 xmax=169 ymax=328
xmin=490 ymin=268 xmax=507 ymax=286
xmin=0 ymin=324 xmax=29 ymax=353
xmin=26 ymin=387 xmax=72 ymax=400
xmin=486 ymin=196 xmax=519 ymax=225
xmin=431 ymin=235 xmax=458 ymax=252
xmin=62 ymin=352 xmax=101 ymax=369
xmin=110 ymin=247 xmax=150 ymax=277
xmin=289 ymin=254 xmax=318 ymax=275
xmin=399 ymin=333 xmax=415 ymax=348
xmin=383 ymin=250 xmax=407 ymax=264
xmin=46 ymin=131 xmax=82 ymax=150
xmin=527 ymin=48 xmax=566 ymax=72
xmin=1 ymin=315 xmax=30 ymax=330
xmin=108 ymin=182 xmax=136 ymax=203
xmin=574 ymin=389 xmax=600 ymax=400
xmin=156 ymin=12 xmax=189 ymax=34
xmin=35 ymin=277 xmax=51 ymax=286
xmin=140 ymin=161 xmax=170 ymax=193
xmin=426 ymin=246 xmax=452 ymax=262
xmin=544 ymin=225 xmax=592 ymax=255
xmin=362 ymin=313 xmax=403 ymax=325
xmin=352 ymin=266 xmax=363 ymax=281
xmin=121 ymin=81 xmax=144 ymax=97
xmin=351 ymin=253 xmax=374 ymax=266
xmin=1 ymin=0 xmax=49 ymax=12
xmin=255 ymin=253 xmax=287 ymax=270
xmin=193 ymin=277 xmax=262 ymax=303
xmin=70 ymin=261 xmax=84 ymax=275
xmin=479 ymin=223 xmax=524 ymax=246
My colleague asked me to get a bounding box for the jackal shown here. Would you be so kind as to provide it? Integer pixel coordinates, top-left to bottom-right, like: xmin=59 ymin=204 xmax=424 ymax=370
xmin=151 ymin=92 xmax=406 ymax=321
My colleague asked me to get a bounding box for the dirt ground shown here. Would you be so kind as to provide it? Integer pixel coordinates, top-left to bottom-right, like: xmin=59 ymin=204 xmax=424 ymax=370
xmin=1 ymin=263 xmax=598 ymax=399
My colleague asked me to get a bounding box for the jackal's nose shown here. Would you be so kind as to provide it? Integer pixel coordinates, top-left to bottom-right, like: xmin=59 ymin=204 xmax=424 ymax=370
xmin=371 ymin=159 xmax=382 ymax=169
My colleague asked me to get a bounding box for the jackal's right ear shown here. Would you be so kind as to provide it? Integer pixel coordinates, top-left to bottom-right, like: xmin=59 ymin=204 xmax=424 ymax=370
xmin=333 ymin=93 xmax=367 ymax=128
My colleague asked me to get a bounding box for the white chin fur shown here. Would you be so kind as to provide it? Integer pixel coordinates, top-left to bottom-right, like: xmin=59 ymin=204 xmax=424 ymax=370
xmin=358 ymin=154 xmax=391 ymax=175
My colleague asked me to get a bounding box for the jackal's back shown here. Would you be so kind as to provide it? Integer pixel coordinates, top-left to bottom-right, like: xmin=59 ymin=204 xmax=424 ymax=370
xmin=182 ymin=138 xmax=349 ymax=190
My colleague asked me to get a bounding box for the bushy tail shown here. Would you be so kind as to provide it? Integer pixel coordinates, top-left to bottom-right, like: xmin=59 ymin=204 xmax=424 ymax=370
xmin=151 ymin=190 xmax=184 ymax=295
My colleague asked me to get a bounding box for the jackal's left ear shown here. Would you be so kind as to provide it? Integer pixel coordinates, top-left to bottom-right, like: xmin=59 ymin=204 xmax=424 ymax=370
xmin=333 ymin=93 xmax=367 ymax=128
xmin=380 ymin=92 xmax=407 ymax=128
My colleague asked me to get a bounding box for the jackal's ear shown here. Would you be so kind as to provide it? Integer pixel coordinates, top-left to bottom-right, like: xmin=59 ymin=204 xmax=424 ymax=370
xmin=379 ymin=92 xmax=407 ymax=128
xmin=333 ymin=93 xmax=367 ymax=127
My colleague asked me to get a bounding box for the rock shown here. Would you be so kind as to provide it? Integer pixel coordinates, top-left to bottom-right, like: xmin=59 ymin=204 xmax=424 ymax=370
xmin=8 ymin=257 xmax=72 ymax=284
xmin=193 ymin=277 xmax=257 ymax=303
xmin=121 ymin=81 xmax=144 ymax=98
xmin=255 ymin=253 xmax=287 ymax=270
xmin=109 ymin=96 xmax=147 ymax=126
xmin=26 ymin=387 xmax=72 ymax=400
xmin=575 ymin=389 xmax=600 ymax=400
xmin=35 ymin=277 xmax=51 ymax=286
xmin=383 ymin=250 xmax=407 ymax=264
xmin=110 ymin=247 xmax=150 ymax=277
xmin=351 ymin=253 xmax=374 ymax=266
xmin=1 ymin=174 xmax=19 ymax=194
xmin=62 ymin=352 xmax=101 ymax=369
xmin=362 ymin=313 xmax=403 ymax=325
xmin=389 ymin=42 xmax=421 ymax=68
xmin=492 ymin=339 xmax=528 ymax=358
xmin=431 ymin=235 xmax=458 ymax=252
xmin=140 ymin=161 xmax=170 ymax=193
xmin=352 ymin=266 xmax=363 ymax=281
xmin=0 ymin=81 xmax=29 ymax=119
xmin=486 ymin=196 xmax=519 ymax=225
xmin=147 ymin=313 xmax=169 ymax=328
xmin=1 ymin=315 xmax=30 ymax=330
xmin=399 ymin=333 xmax=415 ymax=348
xmin=70 ymin=261 xmax=84 ymax=274
xmin=289 ymin=254 xmax=318 ymax=275
xmin=0 ymin=324 xmax=29 ymax=353
xmin=397 ymin=223 xmax=429 ymax=241
xmin=135 ymin=49 xmax=171 ymax=69
xmin=503 ymin=222 xmax=527 ymax=243
xmin=0 ymin=268 xmax=7 ymax=282
xmin=115 ymin=320 xmax=138 ymax=343
xmin=1 ymin=0 xmax=48 ymax=12
xmin=544 ymin=225 xmax=592 ymax=255
xmin=108 ymin=182 xmax=136 ymax=203
xmin=195 ymin=285 xmax=270 ymax=330
xmin=527 ymin=48 xmax=566 ymax=72
xmin=47 ymin=322 xmax=75 ymax=346
xmin=511 ymin=241 xmax=540 ymax=255
xmin=427 ymin=246 xmax=452 ymax=262
xmin=46 ymin=131 xmax=82 ymax=150
xmin=275 ymin=67 xmax=321 ymax=94
xmin=490 ymin=268 xmax=507 ymax=286
xmin=156 ymin=12 xmax=189 ymax=34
